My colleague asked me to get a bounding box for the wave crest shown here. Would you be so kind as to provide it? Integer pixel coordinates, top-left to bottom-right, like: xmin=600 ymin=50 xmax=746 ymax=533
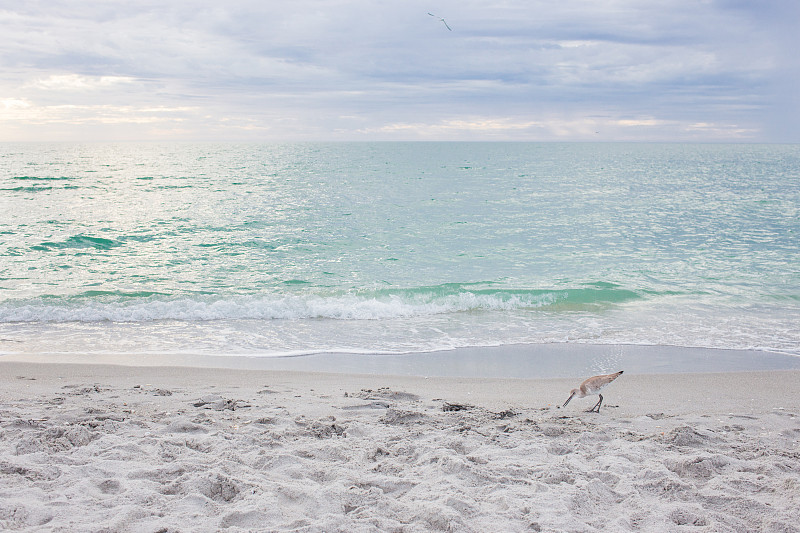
xmin=0 ymin=284 xmax=641 ymax=323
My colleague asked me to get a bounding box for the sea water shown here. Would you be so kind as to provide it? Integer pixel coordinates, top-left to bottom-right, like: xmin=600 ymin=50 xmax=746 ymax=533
xmin=1 ymin=142 xmax=798 ymax=360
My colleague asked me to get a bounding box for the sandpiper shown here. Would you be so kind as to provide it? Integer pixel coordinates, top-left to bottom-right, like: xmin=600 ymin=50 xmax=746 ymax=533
xmin=562 ymin=370 xmax=623 ymax=413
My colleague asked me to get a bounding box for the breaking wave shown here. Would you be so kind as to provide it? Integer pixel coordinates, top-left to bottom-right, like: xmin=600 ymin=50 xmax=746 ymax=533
xmin=0 ymin=283 xmax=642 ymax=323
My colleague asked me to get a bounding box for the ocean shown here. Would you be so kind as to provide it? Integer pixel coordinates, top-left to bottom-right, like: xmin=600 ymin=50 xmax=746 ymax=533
xmin=1 ymin=142 xmax=798 ymax=363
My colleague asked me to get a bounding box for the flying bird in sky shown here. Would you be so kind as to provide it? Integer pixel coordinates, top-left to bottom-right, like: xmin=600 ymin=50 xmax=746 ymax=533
xmin=428 ymin=12 xmax=452 ymax=31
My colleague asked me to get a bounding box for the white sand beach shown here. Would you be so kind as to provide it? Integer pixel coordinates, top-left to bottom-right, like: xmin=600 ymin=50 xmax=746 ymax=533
xmin=1 ymin=356 xmax=799 ymax=532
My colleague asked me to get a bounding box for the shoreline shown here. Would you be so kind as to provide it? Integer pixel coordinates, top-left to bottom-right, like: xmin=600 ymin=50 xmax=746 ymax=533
xmin=2 ymin=343 xmax=799 ymax=379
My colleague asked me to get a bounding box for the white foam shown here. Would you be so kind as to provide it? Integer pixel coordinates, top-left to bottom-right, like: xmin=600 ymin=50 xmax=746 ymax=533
xmin=1 ymin=293 xmax=798 ymax=357
xmin=0 ymin=292 xmax=560 ymax=323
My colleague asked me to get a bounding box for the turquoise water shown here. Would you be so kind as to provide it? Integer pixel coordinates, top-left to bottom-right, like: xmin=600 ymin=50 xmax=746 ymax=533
xmin=1 ymin=142 xmax=798 ymax=358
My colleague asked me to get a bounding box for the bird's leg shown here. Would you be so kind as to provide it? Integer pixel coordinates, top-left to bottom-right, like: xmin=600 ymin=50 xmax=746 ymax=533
xmin=587 ymin=394 xmax=603 ymax=413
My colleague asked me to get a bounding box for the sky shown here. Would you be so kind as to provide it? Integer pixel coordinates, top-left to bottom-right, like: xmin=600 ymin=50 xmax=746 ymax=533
xmin=0 ymin=0 xmax=798 ymax=142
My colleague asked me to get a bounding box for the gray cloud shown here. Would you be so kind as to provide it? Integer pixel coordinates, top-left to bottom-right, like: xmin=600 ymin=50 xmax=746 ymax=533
xmin=0 ymin=0 xmax=795 ymax=141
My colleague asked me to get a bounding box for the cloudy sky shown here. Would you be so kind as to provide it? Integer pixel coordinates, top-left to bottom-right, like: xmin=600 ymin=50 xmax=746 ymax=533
xmin=1 ymin=0 xmax=797 ymax=142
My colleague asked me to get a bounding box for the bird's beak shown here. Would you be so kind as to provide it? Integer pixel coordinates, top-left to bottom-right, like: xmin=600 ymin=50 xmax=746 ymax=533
xmin=563 ymin=393 xmax=575 ymax=408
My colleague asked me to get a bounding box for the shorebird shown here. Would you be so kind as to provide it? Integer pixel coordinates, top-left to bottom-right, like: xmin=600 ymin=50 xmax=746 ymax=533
xmin=428 ymin=12 xmax=452 ymax=31
xmin=562 ymin=370 xmax=623 ymax=413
